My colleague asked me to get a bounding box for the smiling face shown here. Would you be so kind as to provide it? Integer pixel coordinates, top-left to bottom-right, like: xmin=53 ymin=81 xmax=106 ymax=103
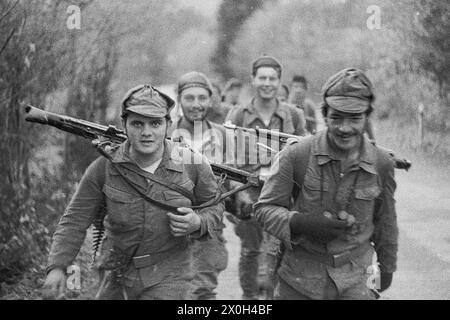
xmin=124 ymin=112 xmax=168 ymax=160
xmin=325 ymin=107 xmax=367 ymax=152
xmin=252 ymin=67 xmax=280 ymax=101
xmin=178 ymin=86 xmax=211 ymax=123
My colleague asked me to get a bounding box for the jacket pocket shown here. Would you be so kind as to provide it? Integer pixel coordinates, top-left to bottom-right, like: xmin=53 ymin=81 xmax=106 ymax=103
xmin=303 ymin=177 xmax=329 ymax=191
xmin=352 ymin=184 xmax=381 ymax=222
xmin=162 ymin=190 xmax=192 ymax=208
xmin=301 ymin=175 xmax=329 ymax=212
xmin=354 ymin=185 xmax=381 ymax=201
xmin=103 ymin=184 xmax=143 ymax=226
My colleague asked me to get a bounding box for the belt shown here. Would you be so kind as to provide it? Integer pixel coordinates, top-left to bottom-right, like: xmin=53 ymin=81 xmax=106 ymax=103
xmin=132 ymin=245 xmax=186 ymax=269
xmin=294 ymin=243 xmax=371 ymax=268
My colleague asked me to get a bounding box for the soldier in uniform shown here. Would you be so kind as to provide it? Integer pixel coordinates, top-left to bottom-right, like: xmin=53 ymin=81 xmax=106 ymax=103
xmin=289 ymin=75 xmax=318 ymax=134
xmin=254 ymin=68 xmax=398 ymax=300
xmin=225 ymin=55 xmax=307 ymax=299
xmin=169 ymin=71 xmax=229 ymax=300
xmin=43 ymin=84 xmax=224 ymax=300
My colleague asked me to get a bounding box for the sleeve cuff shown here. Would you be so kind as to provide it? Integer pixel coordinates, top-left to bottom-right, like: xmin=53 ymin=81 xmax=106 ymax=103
xmin=189 ymin=213 xmax=210 ymax=239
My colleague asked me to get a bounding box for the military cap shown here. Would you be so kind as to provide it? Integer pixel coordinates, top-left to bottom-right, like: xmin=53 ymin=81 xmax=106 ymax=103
xmin=251 ymin=55 xmax=282 ymax=78
xmin=177 ymin=71 xmax=213 ymax=96
xmin=322 ymin=68 xmax=374 ymax=113
xmin=121 ymin=84 xmax=175 ymax=118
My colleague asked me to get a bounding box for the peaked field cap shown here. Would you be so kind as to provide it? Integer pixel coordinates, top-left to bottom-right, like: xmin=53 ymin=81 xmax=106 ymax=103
xmin=322 ymin=68 xmax=375 ymax=113
xmin=251 ymin=55 xmax=283 ymax=77
xmin=177 ymin=71 xmax=213 ymax=95
xmin=121 ymin=84 xmax=175 ymax=118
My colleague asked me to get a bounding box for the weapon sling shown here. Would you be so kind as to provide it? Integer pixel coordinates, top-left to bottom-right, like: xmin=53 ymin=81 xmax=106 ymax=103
xmin=96 ymin=145 xmax=224 ymax=214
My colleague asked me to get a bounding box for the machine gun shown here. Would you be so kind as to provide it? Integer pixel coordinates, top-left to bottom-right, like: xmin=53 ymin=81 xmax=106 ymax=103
xmin=223 ymin=123 xmax=412 ymax=171
xmin=24 ymin=105 xmax=260 ymax=263
xmin=24 ymin=105 xmax=260 ymax=189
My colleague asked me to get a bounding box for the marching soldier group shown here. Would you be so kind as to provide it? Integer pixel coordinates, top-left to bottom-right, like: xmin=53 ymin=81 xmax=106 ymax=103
xmin=43 ymin=55 xmax=398 ymax=300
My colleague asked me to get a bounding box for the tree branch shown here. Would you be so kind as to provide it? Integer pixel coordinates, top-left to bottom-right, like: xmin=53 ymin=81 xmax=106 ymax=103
xmin=0 ymin=0 xmax=20 ymax=24
xmin=0 ymin=28 xmax=16 ymax=56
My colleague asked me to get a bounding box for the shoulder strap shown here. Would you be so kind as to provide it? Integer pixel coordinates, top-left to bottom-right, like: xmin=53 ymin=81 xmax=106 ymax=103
xmin=111 ymin=162 xmax=221 ymax=212
xmin=145 ymin=171 xmax=196 ymax=203
xmin=290 ymin=137 xmax=313 ymax=201
xmin=373 ymin=147 xmax=392 ymax=189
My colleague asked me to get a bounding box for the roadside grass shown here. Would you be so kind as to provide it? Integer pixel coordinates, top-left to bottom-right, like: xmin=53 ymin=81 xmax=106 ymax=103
xmin=1 ymin=228 xmax=99 ymax=300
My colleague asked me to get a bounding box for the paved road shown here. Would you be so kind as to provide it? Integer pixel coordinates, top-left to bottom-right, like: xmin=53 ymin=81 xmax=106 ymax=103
xmin=217 ymin=163 xmax=450 ymax=300
xmin=384 ymin=169 xmax=450 ymax=299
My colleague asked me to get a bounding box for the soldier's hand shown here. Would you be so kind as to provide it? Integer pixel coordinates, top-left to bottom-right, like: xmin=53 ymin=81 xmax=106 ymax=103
xmin=167 ymin=208 xmax=201 ymax=237
xmin=290 ymin=212 xmax=348 ymax=243
xmin=42 ymin=268 xmax=67 ymax=299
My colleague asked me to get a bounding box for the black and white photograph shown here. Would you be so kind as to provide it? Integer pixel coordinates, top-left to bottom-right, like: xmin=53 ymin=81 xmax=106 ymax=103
xmin=0 ymin=0 xmax=449 ymax=303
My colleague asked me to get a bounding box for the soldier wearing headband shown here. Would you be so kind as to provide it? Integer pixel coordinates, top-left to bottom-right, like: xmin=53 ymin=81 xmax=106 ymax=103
xmin=255 ymin=68 xmax=398 ymax=300
xmin=43 ymin=84 xmax=224 ymax=300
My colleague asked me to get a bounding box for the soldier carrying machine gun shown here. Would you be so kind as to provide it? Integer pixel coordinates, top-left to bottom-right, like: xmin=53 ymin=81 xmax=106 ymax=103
xmin=24 ymin=105 xmax=260 ymax=193
xmin=24 ymin=104 xmax=259 ymax=282
xmin=27 ymin=85 xmax=265 ymax=300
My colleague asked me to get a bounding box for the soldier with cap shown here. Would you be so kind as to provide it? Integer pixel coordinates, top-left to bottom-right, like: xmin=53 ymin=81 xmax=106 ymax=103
xmin=225 ymin=55 xmax=307 ymax=299
xmin=169 ymin=71 xmax=229 ymax=300
xmin=254 ymin=68 xmax=398 ymax=300
xmin=43 ymin=84 xmax=224 ymax=300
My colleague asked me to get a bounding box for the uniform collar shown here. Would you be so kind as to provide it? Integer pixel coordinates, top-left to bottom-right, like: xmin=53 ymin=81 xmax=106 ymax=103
xmin=109 ymin=139 xmax=184 ymax=173
xmin=312 ymin=129 xmax=377 ymax=174
xmin=243 ymin=98 xmax=291 ymax=127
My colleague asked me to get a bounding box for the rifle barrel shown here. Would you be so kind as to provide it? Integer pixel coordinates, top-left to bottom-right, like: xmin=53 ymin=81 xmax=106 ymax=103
xmin=25 ymin=105 xmax=127 ymax=143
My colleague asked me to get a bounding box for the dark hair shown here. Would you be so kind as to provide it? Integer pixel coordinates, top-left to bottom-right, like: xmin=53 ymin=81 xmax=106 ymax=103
xmin=292 ymin=75 xmax=308 ymax=90
xmin=251 ymin=56 xmax=283 ymax=79
xmin=252 ymin=66 xmax=282 ymax=79
xmin=321 ymin=102 xmax=373 ymax=118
